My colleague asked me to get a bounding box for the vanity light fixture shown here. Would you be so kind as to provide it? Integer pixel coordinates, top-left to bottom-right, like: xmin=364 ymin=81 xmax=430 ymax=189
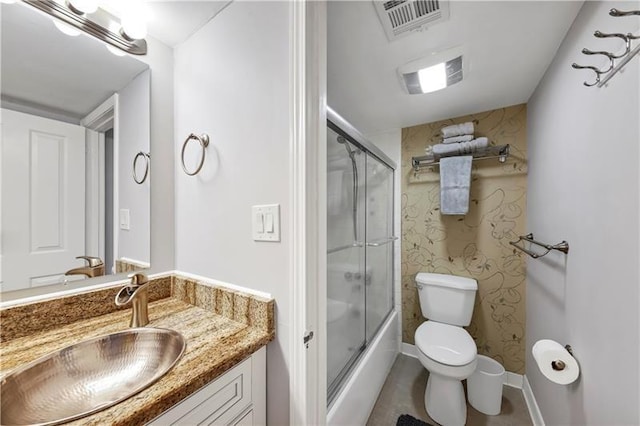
xmin=398 ymin=46 xmax=466 ymax=95
xmin=20 ymin=0 xmax=147 ymax=55
xmin=67 ymin=0 xmax=98 ymax=15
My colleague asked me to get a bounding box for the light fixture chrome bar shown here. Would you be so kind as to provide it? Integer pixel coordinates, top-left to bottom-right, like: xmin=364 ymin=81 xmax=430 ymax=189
xmin=21 ymin=0 xmax=147 ymax=55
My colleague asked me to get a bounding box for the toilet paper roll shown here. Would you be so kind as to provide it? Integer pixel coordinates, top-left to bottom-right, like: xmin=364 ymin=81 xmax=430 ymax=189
xmin=532 ymin=339 xmax=579 ymax=385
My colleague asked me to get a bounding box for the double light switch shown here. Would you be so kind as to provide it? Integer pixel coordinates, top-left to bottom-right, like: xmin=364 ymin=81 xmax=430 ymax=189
xmin=252 ymin=204 xmax=280 ymax=242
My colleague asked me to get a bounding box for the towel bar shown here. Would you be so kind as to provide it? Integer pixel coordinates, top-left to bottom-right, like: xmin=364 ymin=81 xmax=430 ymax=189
xmin=510 ymin=233 xmax=569 ymax=259
xmin=412 ymin=144 xmax=510 ymax=171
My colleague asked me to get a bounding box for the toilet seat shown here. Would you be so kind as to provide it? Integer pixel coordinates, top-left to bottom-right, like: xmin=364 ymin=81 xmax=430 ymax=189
xmin=415 ymin=321 xmax=477 ymax=366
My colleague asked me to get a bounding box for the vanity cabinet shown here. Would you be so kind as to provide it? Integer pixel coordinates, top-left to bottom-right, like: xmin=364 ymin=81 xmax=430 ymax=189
xmin=149 ymin=347 xmax=266 ymax=426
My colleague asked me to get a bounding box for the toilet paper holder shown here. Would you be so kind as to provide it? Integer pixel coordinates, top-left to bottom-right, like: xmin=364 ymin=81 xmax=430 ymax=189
xmin=551 ymin=344 xmax=574 ymax=371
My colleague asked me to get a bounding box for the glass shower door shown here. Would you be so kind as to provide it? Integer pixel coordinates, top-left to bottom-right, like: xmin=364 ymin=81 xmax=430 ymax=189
xmin=364 ymin=154 xmax=394 ymax=342
xmin=326 ymin=127 xmax=366 ymax=401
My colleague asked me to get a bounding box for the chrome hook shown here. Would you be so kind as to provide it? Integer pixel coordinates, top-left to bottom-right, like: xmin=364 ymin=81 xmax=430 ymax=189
xmin=581 ymin=48 xmax=615 ymax=73
xmin=594 ymin=31 xmax=631 ymax=58
xmin=571 ymin=63 xmax=601 ymax=87
xmin=609 ymin=8 xmax=640 ymax=17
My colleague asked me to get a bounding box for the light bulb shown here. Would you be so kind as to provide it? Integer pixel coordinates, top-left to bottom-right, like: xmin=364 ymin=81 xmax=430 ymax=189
xmin=106 ymin=44 xmax=126 ymax=57
xmin=418 ymin=62 xmax=447 ymax=94
xmin=54 ymin=20 xmax=81 ymax=36
xmin=67 ymin=0 xmax=99 ymax=14
xmin=121 ymin=15 xmax=147 ymax=40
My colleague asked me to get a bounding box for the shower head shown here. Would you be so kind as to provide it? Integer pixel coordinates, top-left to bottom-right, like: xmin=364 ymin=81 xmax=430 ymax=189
xmin=337 ymin=135 xmax=358 ymax=158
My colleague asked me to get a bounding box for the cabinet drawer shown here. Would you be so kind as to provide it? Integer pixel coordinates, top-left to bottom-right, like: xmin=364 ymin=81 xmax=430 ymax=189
xmin=150 ymin=357 xmax=252 ymax=425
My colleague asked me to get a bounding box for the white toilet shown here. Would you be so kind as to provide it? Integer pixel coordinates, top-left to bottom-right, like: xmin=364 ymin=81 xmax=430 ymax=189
xmin=414 ymin=272 xmax=478 ymax=426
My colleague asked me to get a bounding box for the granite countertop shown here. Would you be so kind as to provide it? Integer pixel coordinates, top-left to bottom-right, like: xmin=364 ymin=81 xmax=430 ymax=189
xmin=0 ymin=275 xmax=275 ymax=425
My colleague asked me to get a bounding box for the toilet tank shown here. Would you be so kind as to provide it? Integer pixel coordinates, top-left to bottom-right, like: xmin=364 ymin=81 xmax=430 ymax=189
xmin=415 ymin=273 xmax=477 ymax=326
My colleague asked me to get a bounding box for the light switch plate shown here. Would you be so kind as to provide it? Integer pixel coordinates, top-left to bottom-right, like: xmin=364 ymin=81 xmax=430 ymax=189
xmin=119 ymin=209 xmax=130 ymax=230
xmin=252 ymin=204 xmax=280 ymax=242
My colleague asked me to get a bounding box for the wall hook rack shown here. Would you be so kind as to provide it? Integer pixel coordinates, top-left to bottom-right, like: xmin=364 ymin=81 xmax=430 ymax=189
xmin=572 ymin=8 xmax=640 ymax=87
xmin=510 ymin=233 xmax=569 ymax=259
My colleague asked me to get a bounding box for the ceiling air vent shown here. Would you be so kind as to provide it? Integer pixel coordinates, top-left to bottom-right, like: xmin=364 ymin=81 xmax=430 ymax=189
xmin=374 ymin=0 xmax=450 ymax=41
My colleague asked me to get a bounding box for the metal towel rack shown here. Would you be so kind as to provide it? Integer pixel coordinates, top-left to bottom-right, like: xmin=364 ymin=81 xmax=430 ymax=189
xmin=132 ymin=152 xmax=150 ymax=184
xmin=510 ymin=233 xmax=569 ymax=259
xmin=572 ymin=8 xmax=640 ymax=87
xmin=412 ymin=144 xmax=510 ymax=171
xmin=181 ymin=133 xmax=210 ymax=176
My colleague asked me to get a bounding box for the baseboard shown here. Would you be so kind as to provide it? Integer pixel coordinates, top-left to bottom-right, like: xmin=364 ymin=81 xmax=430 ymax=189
xmin=401 ymin=342 xmax=418 ymax=358
xmin=504 ymin=372 xmax=524 ymax=389
xmin=523 ymin=375 xmax=545 ymax=426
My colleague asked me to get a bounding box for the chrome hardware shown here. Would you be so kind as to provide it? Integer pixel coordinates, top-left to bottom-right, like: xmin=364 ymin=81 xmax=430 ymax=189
xmin=509 ymin=233 xmax=569 ymax=259
xmin=573 ymin=8 xmax=640 ymax=87
xmin=303 ymin=331 xmax=314 ymax=348
xmin=65 ymin=256 xmax=104 ymax=278
xmin=132 ymin=151 xmax=150 ymax=184
xmin=609 ymin=8 xmax=640 ymax=17
xmin=115 ymin=273 xmax=151 ymax=327
xmin=365 ymin=236 xmax=399 ymax=247
xmin=21 ymin=0 xmax=147 ymax=55
xmin=180 ymin=133 xmax=210 ymax=176
xmin=412 ymin=144 xmax=510 ymax=171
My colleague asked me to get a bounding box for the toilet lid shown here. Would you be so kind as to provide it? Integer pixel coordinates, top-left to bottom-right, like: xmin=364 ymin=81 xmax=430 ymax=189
xmin=415 ymin=321 xmax=477 ymax=366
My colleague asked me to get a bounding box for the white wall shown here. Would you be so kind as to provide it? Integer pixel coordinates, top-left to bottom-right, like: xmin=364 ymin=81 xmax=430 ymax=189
xmin=138 ymin=36 xmax=175 ymax=274
xmin=173 ymin=2 xmax=291 ymax=424
xmin=117 ymin=69 xmax=150 ymax=265
xmin=526 ymin=2 xmax=639 ymax=425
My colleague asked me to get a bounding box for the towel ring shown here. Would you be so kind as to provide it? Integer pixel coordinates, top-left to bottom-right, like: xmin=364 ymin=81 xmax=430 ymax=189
xmin=181 ymin=133 xmax=210 ymax=176
xmin=133 ymin=151 xmax=150 ymax=184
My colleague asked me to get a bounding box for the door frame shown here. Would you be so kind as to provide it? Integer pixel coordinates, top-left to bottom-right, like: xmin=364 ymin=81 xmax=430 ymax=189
xmin=81 ymin=94 xmax=119 ymax=275
xmin=288 ymin=1 xmax=327 ymax=424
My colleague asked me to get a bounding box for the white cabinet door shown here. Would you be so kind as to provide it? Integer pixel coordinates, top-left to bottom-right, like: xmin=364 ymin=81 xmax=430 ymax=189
xmin=149 ymin=347 xmax=266 ymax=426
xmin=1 ymin=108 xmax=85 ymax=291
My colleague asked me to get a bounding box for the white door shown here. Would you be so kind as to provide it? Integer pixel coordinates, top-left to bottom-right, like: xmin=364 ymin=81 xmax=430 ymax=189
xmin=1 ymin=108 xmax=86 ymax=291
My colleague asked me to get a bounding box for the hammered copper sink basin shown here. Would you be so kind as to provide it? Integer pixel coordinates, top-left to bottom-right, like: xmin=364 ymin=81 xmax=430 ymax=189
xmin=1 ymin=328 xmax=186 ymax=425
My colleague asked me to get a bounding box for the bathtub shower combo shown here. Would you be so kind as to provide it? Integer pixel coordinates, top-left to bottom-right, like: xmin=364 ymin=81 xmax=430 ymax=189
xmin=326 ymin=108 xmax=398 ymax=422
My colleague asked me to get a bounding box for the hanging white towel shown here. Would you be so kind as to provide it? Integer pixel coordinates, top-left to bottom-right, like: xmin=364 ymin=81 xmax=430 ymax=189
xmin=440 ymin=156 xmax=472 ymax=215
xmin=442 ymin=134 xmax=474 ymax=144
xmin=441 ymin=122 xmax=474 ymax=138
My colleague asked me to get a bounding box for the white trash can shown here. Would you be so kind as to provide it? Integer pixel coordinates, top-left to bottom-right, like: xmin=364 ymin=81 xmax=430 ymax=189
xmin=467 ymin=355 xmax=505 ymax=415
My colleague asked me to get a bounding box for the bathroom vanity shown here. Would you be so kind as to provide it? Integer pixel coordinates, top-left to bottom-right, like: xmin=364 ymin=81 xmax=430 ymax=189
xmin=0 ymin=274 xmax=274 ymax=425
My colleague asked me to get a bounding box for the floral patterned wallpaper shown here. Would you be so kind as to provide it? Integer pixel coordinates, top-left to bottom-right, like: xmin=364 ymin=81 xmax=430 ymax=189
xmin=401 ymin=104 xmax=528 ymax=374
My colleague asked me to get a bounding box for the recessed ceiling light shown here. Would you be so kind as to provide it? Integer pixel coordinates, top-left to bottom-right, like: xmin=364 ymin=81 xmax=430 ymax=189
xmin=401 ymin=56 xmax=464 ymax=94
xmin=397 ymin=46 xmax=466 ymax=95
xmin=418 ymin=62 xmax=447 ymax=94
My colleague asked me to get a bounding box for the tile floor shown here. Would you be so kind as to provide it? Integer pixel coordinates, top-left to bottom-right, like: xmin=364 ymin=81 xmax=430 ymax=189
xmin=367 ymin=354 xmax=533 ymax=426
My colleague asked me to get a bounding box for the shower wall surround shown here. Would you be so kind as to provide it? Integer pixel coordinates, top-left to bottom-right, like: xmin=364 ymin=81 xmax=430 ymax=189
xmin=401 ymin=104 xmax=527 ymax=373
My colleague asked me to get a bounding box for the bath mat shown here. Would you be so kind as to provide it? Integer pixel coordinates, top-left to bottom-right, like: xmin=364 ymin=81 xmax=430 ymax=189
xmin=396 ymin=414 xmax=432 ymax=426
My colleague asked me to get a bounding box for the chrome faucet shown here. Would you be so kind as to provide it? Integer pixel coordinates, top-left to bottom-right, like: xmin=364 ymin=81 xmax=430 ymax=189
xmin=65 ymin=256 xmax=105 ymax=278
xmin=115 ymin=273 xmax=150 ymax=327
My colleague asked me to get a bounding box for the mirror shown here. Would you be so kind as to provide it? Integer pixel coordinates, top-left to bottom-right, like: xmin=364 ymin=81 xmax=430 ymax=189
xmin=0 ymin=2 xmax=151 ymax=300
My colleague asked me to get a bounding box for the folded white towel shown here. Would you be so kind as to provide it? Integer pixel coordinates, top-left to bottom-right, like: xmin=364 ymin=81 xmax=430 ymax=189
xmin=432 ymin=137 xmax=489 ymax=159
xmin=442 ymin=134 xmax=474 ymax=144
xmin=440 ymin=156 xmax=472 ymax=215
xmin=441 ymin=122 xmax=474 ymax=138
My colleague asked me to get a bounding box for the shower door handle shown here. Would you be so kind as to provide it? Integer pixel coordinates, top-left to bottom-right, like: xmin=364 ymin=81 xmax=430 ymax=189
xmin=365 ymin=237 xmax=398 ymax=247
